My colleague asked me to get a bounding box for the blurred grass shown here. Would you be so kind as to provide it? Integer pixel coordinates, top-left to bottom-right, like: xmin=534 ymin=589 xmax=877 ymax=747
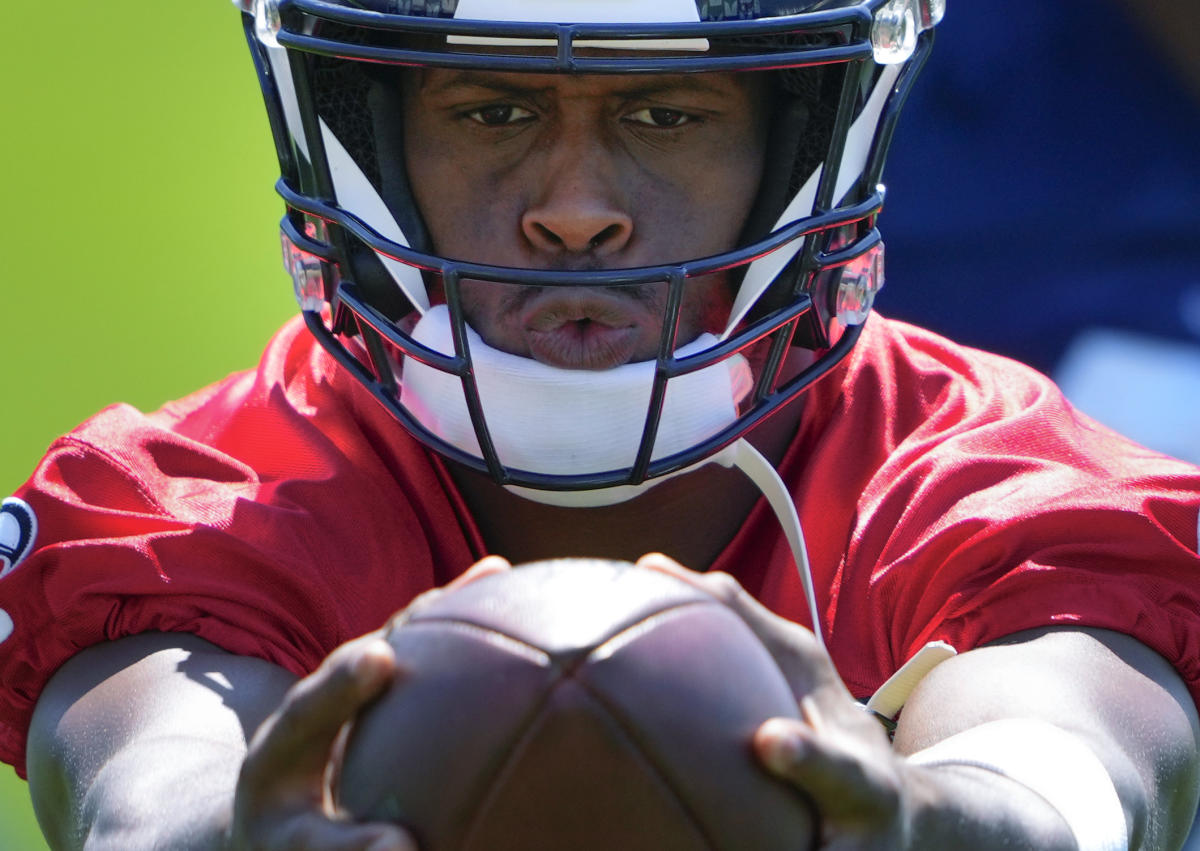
xmin=0 ymin=2 xmax=292 ymax=845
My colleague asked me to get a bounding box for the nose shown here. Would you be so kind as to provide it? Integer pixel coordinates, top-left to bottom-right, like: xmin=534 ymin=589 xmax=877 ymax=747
xmin=520 ymin=130 xmax=634 ymax=258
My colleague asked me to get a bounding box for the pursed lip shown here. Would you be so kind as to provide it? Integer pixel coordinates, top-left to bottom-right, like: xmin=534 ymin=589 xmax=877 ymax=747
xmin=520 ymin=289 xmax=653 ymax=370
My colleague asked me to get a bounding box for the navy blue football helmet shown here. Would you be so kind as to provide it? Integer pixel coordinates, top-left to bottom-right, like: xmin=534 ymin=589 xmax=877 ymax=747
xmin=233 ymin=0 xmax=941 ymax=500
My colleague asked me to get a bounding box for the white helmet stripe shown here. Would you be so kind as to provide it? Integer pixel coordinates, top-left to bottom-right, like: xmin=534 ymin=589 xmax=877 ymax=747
xmin=453 ymin=0 xmax=701 ymax=24
xmin=263 ymin=40 xmax=310 ymax=162
xmin=723 ymin=165 xmax=823 ymax=339
xmin=320 ymin=120 xmax=431 ymax=314
xmin=834 ymin=64 xmax=903 ymax=205
xmin=450 ymin=0 xmax=707 ymax=50
xmin=723 ymin=63 xmax=903 ymax=339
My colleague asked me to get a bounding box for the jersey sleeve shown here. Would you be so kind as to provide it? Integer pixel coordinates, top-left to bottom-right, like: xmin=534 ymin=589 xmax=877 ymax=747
xmin=0 ymin=322 xmax=474 ymax=778
xmin=832 ymin=319 xmax=1200 ymax=706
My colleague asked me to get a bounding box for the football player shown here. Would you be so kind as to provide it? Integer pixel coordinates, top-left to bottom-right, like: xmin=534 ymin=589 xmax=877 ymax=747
xmin=3 ymin=1 xmax=1199 ymax=849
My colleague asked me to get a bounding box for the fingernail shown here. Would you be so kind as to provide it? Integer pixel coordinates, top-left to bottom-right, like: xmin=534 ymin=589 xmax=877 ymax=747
xmin=799 ymin=695 xmax=823 ymax=730
xmin=367 ymin=836 xmax=416 ymax=851
xmin=474 ymin=555 xmax=511 ymax=571
xmin=353 ymin=641 xmax=395 ymax=682
xmin=758 ymin=719 xmax=803 ymax=772
xmin=466 ymin=556 xmax=511 ymax=580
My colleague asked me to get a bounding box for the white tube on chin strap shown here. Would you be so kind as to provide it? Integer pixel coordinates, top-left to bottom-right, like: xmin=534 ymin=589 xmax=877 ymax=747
xmin=906 ymin=718 xmax=1128 ymax=851
xmin=719 ymin=439 xmax=824 ymax=647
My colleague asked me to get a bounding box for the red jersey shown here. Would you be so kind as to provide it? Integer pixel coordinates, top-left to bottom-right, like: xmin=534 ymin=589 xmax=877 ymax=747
xmin=2 ymin=315 xmax=1198 ymax=777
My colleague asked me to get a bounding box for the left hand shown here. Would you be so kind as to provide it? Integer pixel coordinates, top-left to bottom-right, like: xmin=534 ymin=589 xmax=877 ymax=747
xmin=637 ymin=553 xmax=915 ymax=850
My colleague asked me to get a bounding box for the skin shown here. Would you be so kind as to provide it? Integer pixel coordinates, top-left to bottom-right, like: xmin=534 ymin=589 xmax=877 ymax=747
xmin=402 ymin=68 xmax=769 ymax=370
xmin=25 ymin=65 xmax=1200 ymax=851
xmin=27 ymin=558 xmax=1200 ymax=850
xmin=402 ymin=66 xmax=799 ymax=569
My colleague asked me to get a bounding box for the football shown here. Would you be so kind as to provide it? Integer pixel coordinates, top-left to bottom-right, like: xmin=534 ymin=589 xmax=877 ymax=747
xmin=334 ymin=558 xmax=815 ymax=850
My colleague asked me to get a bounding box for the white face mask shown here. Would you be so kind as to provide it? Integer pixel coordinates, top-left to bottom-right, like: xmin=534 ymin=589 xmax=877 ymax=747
xmin=399 ymin=305 xmax=753 ymax=507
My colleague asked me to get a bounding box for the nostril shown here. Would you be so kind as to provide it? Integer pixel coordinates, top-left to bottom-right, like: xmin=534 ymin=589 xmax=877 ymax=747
xmin=588 ymin=224 xmax=625 ymax=251
xmin=522 ymin=209 xmax=634 ymax=255
xmin=533 ymin=223 xmax=564 ymax=248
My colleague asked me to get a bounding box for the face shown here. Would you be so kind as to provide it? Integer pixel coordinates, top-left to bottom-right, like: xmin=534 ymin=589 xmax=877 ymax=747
xmin=403 ymin=69 xmax=770 ymax=369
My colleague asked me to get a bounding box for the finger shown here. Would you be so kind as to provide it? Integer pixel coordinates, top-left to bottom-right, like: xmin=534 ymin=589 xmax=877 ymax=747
xmin=755 ymin=716 xmax=901 ymax=825
xmin=250 ymin=811 xmax=417 ymax=851
xmin=245 ymin=638 xmax=397 ymax=787
xmin=637 ymin=553 xmax=837 ymax=696
xmin=388 ymin=556 xmax=512 ymax=632
xmin=635 ymin=551 xmax=691 ymax=576
xmin=447 ymin=555 xmax=511 ymax=590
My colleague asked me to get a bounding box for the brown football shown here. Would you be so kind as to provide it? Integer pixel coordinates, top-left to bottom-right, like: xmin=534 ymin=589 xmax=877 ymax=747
xmin=334 ymin=558 xmax=816 ymax=850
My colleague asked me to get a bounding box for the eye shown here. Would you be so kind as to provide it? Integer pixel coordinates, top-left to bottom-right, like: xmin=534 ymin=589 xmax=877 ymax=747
xmin=626 ymin=107 xmax=693 ymax=128
xmin=465 ymin=104 xmax=535 ymax=126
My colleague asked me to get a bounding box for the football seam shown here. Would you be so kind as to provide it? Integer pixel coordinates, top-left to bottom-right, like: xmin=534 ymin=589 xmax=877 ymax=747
xmin=584 ymin=599 xmax=723 ymax=668
xmin=437 ymin=599 xmax=727 ymax=850
xmin=407 ymin=596 xmax=724 ymax=671
xmin=394 ymin=618 xmax=554 ymax=667
xmin=458 ymin=663 xmax=720 ymax=851
xmin=574 ymin=604 xmax=729 ymax=850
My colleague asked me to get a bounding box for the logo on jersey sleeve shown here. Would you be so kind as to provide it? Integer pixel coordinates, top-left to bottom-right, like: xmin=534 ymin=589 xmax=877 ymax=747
xmin=1 ymin=497 xmax=37 ymax=579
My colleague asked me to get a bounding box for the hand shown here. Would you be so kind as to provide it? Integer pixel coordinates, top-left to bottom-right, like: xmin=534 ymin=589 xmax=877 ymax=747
xmin=230 ymin=632 xmax=414 ymax=851
xmin=636 ymin=553 xmax=914 ymax=850
xmin=229 ymin=556 xmax=511 ymax=850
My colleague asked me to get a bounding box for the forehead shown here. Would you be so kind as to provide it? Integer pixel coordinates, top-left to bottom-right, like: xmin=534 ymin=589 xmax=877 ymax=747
xmin=408 ymin=68 xmax=768 ymax=101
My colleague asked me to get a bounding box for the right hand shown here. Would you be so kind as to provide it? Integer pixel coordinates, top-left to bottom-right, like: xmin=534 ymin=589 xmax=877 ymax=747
xmin=229 ymin=631 xmax=415 ymax=851
xmin=229 ymin=556 xmax=511 ymax=850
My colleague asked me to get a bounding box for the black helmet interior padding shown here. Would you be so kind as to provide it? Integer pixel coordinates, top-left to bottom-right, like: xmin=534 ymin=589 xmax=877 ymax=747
xmin=368 ymin=80 xmax=432 ymax=256
xmin=311 ymin=49 xmax=431 ymax=321
xmin=734 ymin=62 xmax=845 ymax=333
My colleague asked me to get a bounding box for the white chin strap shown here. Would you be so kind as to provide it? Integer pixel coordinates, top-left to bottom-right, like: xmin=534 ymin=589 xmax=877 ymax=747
xmin=400 ymin=305 xmax=752 ymax=506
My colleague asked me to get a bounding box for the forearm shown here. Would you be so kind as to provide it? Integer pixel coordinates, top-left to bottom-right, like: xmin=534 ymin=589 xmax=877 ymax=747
xmin=895 ymin=629 xmax=1200 ymax=851
xmin=27 ymin=635 xmax=297 ymax=851
xmin=70 ymin=735 xmax=241 ymax=851
xmin=903 ymin=760 xmax=1080 ymax=851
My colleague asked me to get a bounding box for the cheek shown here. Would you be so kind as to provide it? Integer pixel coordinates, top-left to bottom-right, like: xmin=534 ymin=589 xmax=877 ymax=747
xmin=695 ymin=144 xmax=766 ymax=246
xmin=680 ymin=274 xmax=736 ymax=338
xmin=632 ymin=145 xmax=764 ymax=261
xmin=404 ymin=120 xmax=524 ymax=262
xmin=456 ymin=280 xmax=524 ymax=346
xmin=408 ymin=171 xmax=512 ymax=261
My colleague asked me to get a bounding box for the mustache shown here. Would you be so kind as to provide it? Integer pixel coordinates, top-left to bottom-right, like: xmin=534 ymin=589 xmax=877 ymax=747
xmin=499 ymin=283 xmax=661 ymax=313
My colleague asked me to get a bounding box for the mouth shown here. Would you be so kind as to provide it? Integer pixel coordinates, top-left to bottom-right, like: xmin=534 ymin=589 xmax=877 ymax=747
xmin=520 ymin=289 xmax=653 ymax=370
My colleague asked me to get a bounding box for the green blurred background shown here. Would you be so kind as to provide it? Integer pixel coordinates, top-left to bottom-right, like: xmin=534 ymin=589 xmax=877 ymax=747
xmin=1 ymin=3 xmax=292 ymax=846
